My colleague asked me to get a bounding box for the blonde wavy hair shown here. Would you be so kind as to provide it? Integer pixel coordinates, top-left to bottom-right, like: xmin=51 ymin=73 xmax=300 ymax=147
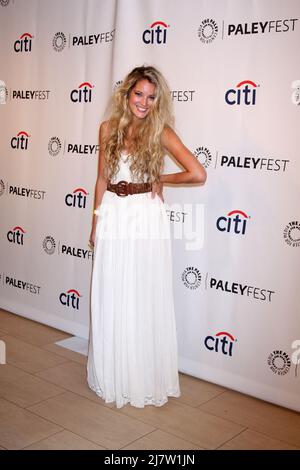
xmin=103 ymin=65 xmax=174 ymax=184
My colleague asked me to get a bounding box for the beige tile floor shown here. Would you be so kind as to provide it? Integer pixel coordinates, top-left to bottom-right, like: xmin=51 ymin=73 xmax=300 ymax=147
xmin=0 ymin=308 xmax=299 ymax=450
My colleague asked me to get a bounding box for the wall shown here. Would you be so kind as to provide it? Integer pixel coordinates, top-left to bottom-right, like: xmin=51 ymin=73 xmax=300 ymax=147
xmin=0 ymin=0 xmax=299 ymax=411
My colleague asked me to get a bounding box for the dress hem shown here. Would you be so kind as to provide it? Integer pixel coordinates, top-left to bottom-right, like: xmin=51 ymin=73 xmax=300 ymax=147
xmin=88 ymin=381 xmax=181 ymax=409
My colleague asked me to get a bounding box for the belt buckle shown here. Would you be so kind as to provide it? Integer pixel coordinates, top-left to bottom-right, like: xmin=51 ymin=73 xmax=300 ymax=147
xmin=115 ymin=180 xmax=128 ymax=197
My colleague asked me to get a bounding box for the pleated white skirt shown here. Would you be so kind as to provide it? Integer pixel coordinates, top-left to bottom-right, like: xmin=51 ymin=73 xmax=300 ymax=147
xmin=87 ymin=189 xmax=180 ymax=408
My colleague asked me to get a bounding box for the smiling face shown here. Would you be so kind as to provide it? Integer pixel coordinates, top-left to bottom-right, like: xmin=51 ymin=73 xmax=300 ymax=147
xmin=128 ymin=79 xmax=156 ymax=121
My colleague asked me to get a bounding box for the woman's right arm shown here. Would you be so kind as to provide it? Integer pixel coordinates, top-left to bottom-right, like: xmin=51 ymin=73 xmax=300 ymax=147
xmin=89 ymin=121 xmax=109 ymax=244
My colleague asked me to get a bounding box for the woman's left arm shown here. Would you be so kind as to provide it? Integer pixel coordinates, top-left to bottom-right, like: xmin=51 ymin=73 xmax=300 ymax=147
xmin=159 ymin=125 xmax=207 ymax=185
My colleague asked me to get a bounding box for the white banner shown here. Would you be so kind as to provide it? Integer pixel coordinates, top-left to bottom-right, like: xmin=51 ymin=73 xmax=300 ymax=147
xmin=0 ymin=0 xmax=299 ymax=411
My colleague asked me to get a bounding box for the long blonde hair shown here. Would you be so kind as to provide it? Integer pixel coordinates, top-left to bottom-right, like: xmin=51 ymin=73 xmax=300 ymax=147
xmin=103 ymin=65 xmax=174 ymax=184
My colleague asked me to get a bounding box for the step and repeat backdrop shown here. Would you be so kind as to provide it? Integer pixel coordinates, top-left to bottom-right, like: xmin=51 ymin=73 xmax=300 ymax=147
xmin=0 ymin=0 xmax=299 ymax=411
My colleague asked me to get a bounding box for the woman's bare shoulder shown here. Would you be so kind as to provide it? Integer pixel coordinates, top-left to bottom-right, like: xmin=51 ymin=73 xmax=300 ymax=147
xmin=99 ymin=120 xmax=110 ymax=135
xmin=161 ymin=124 xmax=180 ymax=148
xmin=99 ymin=120 xmax=111 ymax=144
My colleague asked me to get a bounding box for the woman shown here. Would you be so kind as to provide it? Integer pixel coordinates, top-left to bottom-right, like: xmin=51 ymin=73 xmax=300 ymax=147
xmin=87 ymin=65 xmax=206 ymax=408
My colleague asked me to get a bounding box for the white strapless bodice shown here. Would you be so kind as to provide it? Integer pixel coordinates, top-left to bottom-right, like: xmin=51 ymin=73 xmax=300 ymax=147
xmin=110 ymin=153 xmax=149 ymax=184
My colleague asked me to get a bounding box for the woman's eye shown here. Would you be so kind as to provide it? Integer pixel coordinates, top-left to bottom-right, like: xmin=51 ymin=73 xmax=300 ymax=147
xmin=135 ymin=92 xmax=142 ymax=96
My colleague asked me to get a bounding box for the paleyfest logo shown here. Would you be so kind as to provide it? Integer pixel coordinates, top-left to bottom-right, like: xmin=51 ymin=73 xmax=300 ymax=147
xmin=52 ymin=30 xmax=115 ymax=51
xmin=198 ymin=18 xmax=298 ymax=43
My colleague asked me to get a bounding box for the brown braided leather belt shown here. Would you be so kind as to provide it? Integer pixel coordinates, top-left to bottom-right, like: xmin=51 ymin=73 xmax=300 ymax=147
xmin=107 ymin=180 xmax=152 ymax=197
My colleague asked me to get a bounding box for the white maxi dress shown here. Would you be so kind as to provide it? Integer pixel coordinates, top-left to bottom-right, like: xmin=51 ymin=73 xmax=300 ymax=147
xmin=87 ymin=152 xmax=180 ymax=408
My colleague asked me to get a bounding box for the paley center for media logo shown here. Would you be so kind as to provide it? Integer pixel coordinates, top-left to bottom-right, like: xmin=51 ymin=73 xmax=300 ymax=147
xmin=52 ymin=29 xmax=115 ymax=52
xmin=0 ymin=80 xmax=8 ymax=104
xmin=193 ymin=145 xmax=289 ymax=173
xmin=181 ymin=267 xmax=202 ymax=290
xmin=43 ymin=235 xmax=93 ymax=261
xmin=48 ymin=136 xmax=99 ymax=157
xmin=194 ymin=147 xmax=212 ymax=169
xmin=181 ymin=267 xmax=275 ymax=303
xmin=283 ymin=221 xmax=300 ymax=248
xmin=198 ymin=17 xmax=298 ymax=43
xmin=198 ymin=19 xmax=218 ymax=43
xmin=268 ymin=341 xmax=300 ymax=378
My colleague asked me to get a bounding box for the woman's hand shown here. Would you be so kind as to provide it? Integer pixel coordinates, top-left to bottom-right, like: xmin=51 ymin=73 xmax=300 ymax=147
xmin=89 ymin=227 xmax=96 ymax=249
xmin=151 ymin=180 xmax=164 ymax=202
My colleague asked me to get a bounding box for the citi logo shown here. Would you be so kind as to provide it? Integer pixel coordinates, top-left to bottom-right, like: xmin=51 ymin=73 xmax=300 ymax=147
xmin=216 ymin=210 xmax=250 ymax=235
xmin=14 ymin=33 xmax=33 ymax=52
xmin=11 ymin=131 xmax=30 ymax=150
xmin=204 ymin=331 xmax=236 ymax=356
xmin=7 ymin=226 xmax=26 ymax=244
xmin=59 ymin=289 xmax=81 ymax=310
xmin=142 ymin=21 xmax=169 ymax=44
xmin=225 ymin=80 xmax=259 ymax=105
xmin=65 ymin=188 xmax=88 ymax=208
xmin=70 ymin=82 xmax=94 ymax=103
